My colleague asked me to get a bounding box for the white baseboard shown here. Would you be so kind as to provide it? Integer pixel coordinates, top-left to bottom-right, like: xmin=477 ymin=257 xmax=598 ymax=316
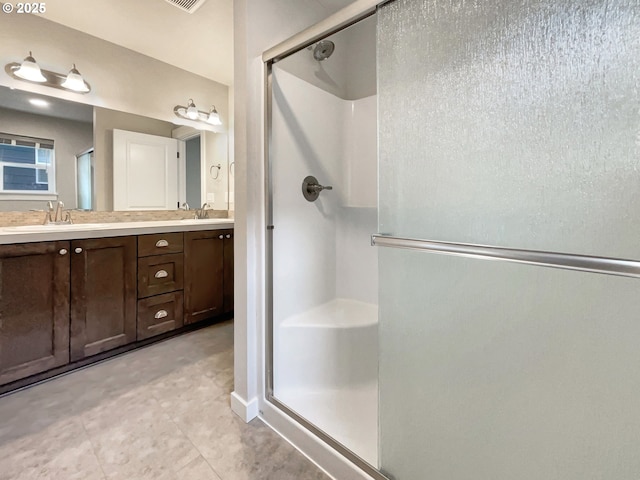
xmin=230 ymin=391 xmax=259 ymax=422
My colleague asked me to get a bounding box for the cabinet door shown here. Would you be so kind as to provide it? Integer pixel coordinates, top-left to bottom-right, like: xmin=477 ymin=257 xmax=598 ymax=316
xmin=223 ymin=231 xmax=234 ymax=314
xmin=0 ymin=241 xmax=70 ymax=386
xmin=70 ymin=236 xmax=137 ymax=361
xmin=184 ymin=230 xmax=224 ymax=324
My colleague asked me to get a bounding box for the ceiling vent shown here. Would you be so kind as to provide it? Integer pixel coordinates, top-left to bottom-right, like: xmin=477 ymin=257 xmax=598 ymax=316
xmin=164 ymin=0 xmax=208 ymax=14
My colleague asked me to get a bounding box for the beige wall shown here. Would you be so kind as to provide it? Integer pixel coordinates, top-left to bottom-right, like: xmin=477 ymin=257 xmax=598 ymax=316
xmin=93 ymin=107 xmax=174 ymax=211
xmin=0 ymin=107 xmax=92 ymax=211
xmin=203 ymin=131 xmax=230 ymax=211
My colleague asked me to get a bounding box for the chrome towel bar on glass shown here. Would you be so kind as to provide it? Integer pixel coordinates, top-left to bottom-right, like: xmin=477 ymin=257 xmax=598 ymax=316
xmin=371 ymin=234 xmax=640 ymax=279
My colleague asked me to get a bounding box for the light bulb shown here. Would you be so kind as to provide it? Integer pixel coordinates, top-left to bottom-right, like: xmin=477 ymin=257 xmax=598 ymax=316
xmin=14 ymin=51 xmax=47 ymax=82
xmin=61 ymin=64 xmax=89 ymax=92
xmin=206 ymin=106 xmax=222 ymax=125
xmin=186 ymin=99 xmax=199 ymax=120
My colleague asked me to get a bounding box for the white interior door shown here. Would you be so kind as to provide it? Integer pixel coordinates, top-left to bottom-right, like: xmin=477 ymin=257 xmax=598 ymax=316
xmin=113 ymin=129 xmax=180 ymax=211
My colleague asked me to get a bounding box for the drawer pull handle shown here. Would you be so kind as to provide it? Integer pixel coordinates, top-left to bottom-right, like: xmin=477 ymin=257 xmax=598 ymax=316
xmin=155 ymin=270 xmax=169 ymax=279
xmin=218 ymin=234 xmax=224 ymax=239
xmin=226 ymin=234 xmax=231 ymax=239
xmin=59 ymin=249 xmax=68 ymax=255
xmin=156 ymin=239 xmax=169 ymax=248
xmin=155 ymin=310 xmax=168 ymax=319
xmin=75 ymin=247 xmax=83 ymax=254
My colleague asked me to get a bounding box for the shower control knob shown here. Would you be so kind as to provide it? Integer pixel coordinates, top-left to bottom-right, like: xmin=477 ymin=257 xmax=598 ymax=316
xmin=302 ymin=175 xmax=333 ymax=202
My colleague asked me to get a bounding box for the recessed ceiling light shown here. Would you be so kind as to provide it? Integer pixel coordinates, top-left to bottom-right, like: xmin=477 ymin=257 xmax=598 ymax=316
xmin=29 ymin=98 xmax=49 ymax=107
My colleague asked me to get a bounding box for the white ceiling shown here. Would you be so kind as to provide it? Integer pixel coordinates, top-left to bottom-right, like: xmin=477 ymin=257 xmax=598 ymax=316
xmin=40 ymin=0 xmax=357 ymax=87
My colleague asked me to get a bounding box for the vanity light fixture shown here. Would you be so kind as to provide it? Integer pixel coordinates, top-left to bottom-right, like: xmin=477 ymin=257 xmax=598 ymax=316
xmin=13 ymin=52 xmax=47 ymax=82
xmin=186 ymin=99 xmax=199 ymax=119
xmin=174 ymin=99 xmax=223 ymax=127
xmin=60 ymin=64 xmax=90 ymax=93
xmin=206 ymin=106 xmax=222 ymax=126
xmin=5 ymin=52 xmax=91 ymax=94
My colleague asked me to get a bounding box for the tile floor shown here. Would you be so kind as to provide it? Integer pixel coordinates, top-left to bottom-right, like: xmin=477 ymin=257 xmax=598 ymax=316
xmin=0 ymin=320 xmax=331 ymax=480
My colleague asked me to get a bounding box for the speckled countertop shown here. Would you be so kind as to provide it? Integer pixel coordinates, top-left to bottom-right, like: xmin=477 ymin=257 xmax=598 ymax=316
xmin=0 ymin=218 xmax=234 ymax=245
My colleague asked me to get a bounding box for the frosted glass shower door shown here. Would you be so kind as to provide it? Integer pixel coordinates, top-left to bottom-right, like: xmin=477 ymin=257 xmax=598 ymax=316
xmin=377 ymin=1 xmax=640 ymax=479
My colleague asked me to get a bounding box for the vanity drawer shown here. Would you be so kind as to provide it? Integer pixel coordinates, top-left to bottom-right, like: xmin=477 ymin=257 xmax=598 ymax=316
xmin=138 ymin=233 xmax=183 ymax=257
xmin=137 ymin=291 xmax=184 ymax=340
xmin=138 ymin=253 xmax=184 ymax=298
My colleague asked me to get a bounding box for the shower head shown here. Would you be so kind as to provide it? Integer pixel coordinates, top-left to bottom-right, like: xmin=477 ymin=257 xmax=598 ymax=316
xmin=313 ymin=40 xmax=335 ymax=61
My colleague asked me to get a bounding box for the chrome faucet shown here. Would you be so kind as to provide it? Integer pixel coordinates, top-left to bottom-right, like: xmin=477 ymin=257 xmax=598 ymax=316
xmin=43 ymin=201 xmax=72 ymax=225
xmin=54 ymin=201 xmax=64 ymax=222
xmin=194 ymin=203 xmax=209 ymax=220
xmin=43 ymin=201 xmax=54 ymax=224
xmin=181 ymin=202 xmax=190 ymax=210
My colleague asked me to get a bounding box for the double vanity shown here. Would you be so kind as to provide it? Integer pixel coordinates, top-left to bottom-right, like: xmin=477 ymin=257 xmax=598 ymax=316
xmin=0 ymin=219 xmax=234 ymax=394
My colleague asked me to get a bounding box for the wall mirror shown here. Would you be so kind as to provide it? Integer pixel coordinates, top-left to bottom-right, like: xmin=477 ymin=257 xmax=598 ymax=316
xmin=0 ymin=85 xmax=230 ymax=212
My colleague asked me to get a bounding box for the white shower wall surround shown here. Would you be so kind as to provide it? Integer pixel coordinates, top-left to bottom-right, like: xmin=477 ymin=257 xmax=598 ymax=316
xmin=271 ymin=66 xmax=378 ymax=465
xmin=271 ymin=67 xmax=377 ymax=320
xmin=276 ymin=298 xmax=378 ymax=464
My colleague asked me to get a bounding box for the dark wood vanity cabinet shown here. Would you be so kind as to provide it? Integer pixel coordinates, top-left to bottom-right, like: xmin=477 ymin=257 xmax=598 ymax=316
xmin=136 ymin=233 xmax=185 ymax=340
xmin=137 ymin=291 xmax=184 ymax=340
xmin=184 ymin=230 xmax=227 ymax=324
xmin=70 ymin=236 xmax=137 ymax=361
xmin=0 ymin=241 xmax=71 ymax=386
xmin=0 ymin=227 xmax=232 ymax=390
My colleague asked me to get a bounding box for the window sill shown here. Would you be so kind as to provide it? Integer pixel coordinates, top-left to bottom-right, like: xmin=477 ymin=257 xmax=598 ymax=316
xmin=0 ymin=193 xmax=58 ymax=201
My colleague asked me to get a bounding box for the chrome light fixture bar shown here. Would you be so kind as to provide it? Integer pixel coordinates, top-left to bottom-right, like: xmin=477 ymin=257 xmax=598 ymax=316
xmin=5 ymin=52 xmax=91 ymax=94
xmin=174 ymin=99 xmax=222 ymax=126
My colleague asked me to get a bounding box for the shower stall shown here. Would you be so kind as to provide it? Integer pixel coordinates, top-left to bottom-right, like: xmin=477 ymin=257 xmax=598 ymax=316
xmin=265 ymin=1 xmax=640 ymax=479
xmin=268 ymin=14 xmax=379 ymax=467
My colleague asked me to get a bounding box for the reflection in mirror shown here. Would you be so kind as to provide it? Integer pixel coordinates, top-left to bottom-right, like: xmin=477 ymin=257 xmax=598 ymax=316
xmin=172 ymin=125 xmax=230 ymax=213
xmin=76 ymin=147 xmax=94 ymax=210
xmin=0 ymin=85 xmax=229 ymax=213
xmin=0 ymin=86 xmax=92 ymax=212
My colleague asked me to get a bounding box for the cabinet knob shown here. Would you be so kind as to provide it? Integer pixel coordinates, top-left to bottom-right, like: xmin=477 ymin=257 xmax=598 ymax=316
xmin=74 ymin=248 xmax=83 ymax=254
xmin=226 ymin=234 xmax=231 ymax=239
xmin=156 ymin=239 xmax=169 ymax=248
xmin=218 ymin=234 xmax=224 ymax=239
xmin=154 ymin=270 xmax=169 ymax=279
xmin=154 ymin=310 xmax=168 ymax=319
xmin=59 ymin=249 xmax=68 ymax=255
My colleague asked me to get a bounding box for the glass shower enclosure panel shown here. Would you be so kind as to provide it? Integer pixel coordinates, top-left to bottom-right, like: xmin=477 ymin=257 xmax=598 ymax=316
xmin=268 ymin=16 xmax=379 ymax=467
xmin=377 ymin=0 xmax=640 ymax=479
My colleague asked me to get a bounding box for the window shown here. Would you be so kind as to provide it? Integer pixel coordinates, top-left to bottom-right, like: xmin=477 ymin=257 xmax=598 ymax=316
xmin=0 ymin=133 xmax=55 ymax=194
